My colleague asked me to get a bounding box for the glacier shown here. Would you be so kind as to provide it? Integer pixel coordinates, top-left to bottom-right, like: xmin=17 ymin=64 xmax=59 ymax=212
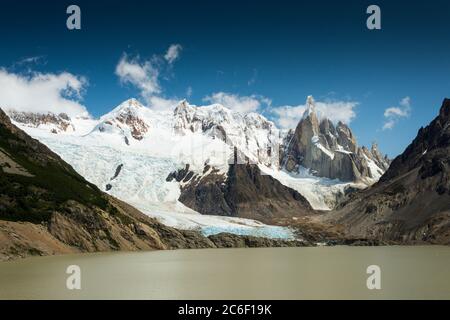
xmin=17 ymin=121 xmax=297 ymax=239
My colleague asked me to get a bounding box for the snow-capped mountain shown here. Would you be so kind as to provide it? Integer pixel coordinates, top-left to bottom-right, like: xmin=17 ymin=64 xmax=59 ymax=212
xmin=173 ymin=100 xmax=281 ymax=167
xmin=91 ymin=98 xmax=150 ymax=145
xmin=283 ymin=96 xmax=390 ymax=183
xmin=6 ymin=96 xmax=390 ymax=238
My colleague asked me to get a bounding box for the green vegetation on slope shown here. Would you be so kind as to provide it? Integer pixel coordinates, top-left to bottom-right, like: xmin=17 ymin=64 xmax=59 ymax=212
xmin=0 ymin=116 xmax=112 ymax=223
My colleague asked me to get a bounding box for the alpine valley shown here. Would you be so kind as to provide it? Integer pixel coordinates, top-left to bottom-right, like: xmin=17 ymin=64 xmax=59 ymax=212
xmin=1 ymin=96 xmax=449 ymax=260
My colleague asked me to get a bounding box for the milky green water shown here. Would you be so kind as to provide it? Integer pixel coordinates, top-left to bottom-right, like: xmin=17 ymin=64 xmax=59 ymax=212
xmin=0 ymin=246 xmax=449 ymax=299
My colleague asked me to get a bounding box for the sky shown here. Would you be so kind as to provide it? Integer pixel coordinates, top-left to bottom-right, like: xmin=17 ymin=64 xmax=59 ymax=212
xmin=1 ymin=0 xmax=450 ymax=157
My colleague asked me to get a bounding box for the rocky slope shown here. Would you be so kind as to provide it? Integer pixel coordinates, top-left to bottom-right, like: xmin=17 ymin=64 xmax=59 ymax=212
xmin=283 ymin=96 xmax=390 ymax=183
xmin=0 ymin=108 xmax=306 ymax=261
xmin=167 ymin=162 xmax=313 ymax=222
xmin=7 ymin=110 xmax=75 ymax=134
xmin=326 ymin=99 xmax=450 ymax=244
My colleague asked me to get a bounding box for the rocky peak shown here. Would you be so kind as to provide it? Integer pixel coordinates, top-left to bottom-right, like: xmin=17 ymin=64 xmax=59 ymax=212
xmin=284 ymin=96 xmax=388 ymax=183
xmin=176 ymin=99 xmax=189 ymax=109
xmin=369 ymin=142 xmax=390 ymax=171
xmin=319 ymin=118 xmax=336 ymax=135
xmin=118 ymin=98 xmax=144 ymax=110
xmin=173 ymin=102 xmax=281 ymax=167
xmin=303 ymin=96 xmax=316 ymax=118
xmin=93 ymin=98 xmax=150 ymax=143
xmin=371 ymin=142 xmax=380 ymax=155
xmin=6 ymin=110 xmax=75 ymax=134
xmin=244 ymin=113 xmax=276 ymax=134
xmin=104 ymin=98 xmax=146 ymax=120
xmin=439 ymin=98 xmax=450 ymax=120
xmin=0 ymin=108 xmax=15 ymax=131
xmin=381 ymin=98 xmax=450 ymax=183
xmin=173 ymin=100 xmax=198 ymax=133
xmin=173 ymin=99 xmax=190 ymax=115
xmin=336 ymin=121 xmax=357 ymax=153
xmin=111 ymin=98 xmax=144 ymax=116
xmin=300 ymin=96 xmax=320 ymax=135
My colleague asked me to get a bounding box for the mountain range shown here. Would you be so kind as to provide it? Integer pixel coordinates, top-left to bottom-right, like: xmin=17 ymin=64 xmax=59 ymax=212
xmin=5 ymin=97 xmax=387 ymax=222
xmin=284 ymin=96 xmax=390 ymax=182
xmin=1 ymin=95 xmax=449 ymax=259
xmin=0 ymin=107 xmax=310 ymax=260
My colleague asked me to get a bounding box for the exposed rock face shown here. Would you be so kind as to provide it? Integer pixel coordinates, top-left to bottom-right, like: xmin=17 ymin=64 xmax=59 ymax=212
xmin=370 ymin=143 xmax=390 ymax=171
xmin=7 ymin=110 xmax=75 ymax=134
xmin=93 ymin=99 xmax=150 ymax=144
xmin=115 ymin=110 xmax=149 ymax=141
xmin=105 ymin=164 xmax=123 ymax=191
xmin=167 ymin=163 xmax=313 ymax=222
xmin=327 ymin=99 xmax=450 ymax=244
xmin=208 ymin=233 xmax=309 ymax=248
xmin=283 ymin=96 xmax=390 ymax=183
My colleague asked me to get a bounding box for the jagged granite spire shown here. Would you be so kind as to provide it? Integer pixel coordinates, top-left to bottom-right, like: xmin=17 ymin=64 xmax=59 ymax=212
xmin=284 ymin=96 xmax=389 ymax=183
xmin=303 ymin=95 xmax=317 ymax=119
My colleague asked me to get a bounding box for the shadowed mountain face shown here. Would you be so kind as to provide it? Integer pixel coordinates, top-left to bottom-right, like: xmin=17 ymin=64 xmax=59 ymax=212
xmin=328 ymin=99 xmax=450 ymax=244
xmin=0 ymin=108 xmax=111 ymax=223
xmin=168 ymin=163 xmax=313 ymax=222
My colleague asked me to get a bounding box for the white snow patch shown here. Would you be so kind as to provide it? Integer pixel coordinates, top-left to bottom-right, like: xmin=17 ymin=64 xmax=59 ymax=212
xmin=312 ymin=136 xmax=335 ymax=160
xmin=335 ymin=144 xmax=352 ymax=154
xmin=259 ymin=165 xmax=355 ymax=210
xmin=363 ymin=154 xmax=384 ymax=181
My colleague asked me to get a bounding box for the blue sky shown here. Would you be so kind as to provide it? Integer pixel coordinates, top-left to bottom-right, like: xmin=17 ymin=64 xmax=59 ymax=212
xmin=1 ymin=0 xmax=450 ymax=157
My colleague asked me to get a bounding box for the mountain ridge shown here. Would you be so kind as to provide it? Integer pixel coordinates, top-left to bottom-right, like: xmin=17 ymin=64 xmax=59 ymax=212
xmin=2 ymin=96 xmax=449 ymax=256
xmin=283 ymin=96 xmax=390 ymax=183
xmin=325 ymin=98 xmax=450 ymax=244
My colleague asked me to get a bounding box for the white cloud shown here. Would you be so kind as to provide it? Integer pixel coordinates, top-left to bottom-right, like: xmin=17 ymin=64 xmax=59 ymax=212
xmin=0 ymin=69 xmax=88 ymax=117
xmin=384 ymin=107 xmax=409 ymax=118
xmin=382 ymin=96 xmax=411 ymax=130
xmin=115 ymin=44 xmax=186 ymax=111
xmin=271 ymin=105 xmax=305 ymax=129
xmin=382 ymin=119 xmax=396 ymax=130
xmin=272 ymin=99 xmax=358 ymax=129
xmin=115 ymin=54 xmax=161 ymax=99
xmin=147 ymin=96 xmax=180 ymax=111
xmin=164 ymin=44 xmax=182 ymax=64
xmin=203 ymin=92 xmax=271 ymax=113
xmin=400 ymin=96 xmax=411 ymax=108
